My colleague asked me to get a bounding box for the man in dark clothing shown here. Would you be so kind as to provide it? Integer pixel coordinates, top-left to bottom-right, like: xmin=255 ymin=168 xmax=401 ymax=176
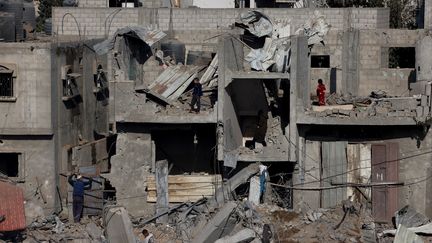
xmin=190 ymin=78 xmax=203 ymax=113
xmin=68 ymin=174 xmax=92 ymax=223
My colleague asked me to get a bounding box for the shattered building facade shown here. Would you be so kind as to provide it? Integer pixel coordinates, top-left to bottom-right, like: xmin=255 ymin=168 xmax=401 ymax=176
xmin=48 ymin=3 xmax=432 ymax=221
xmin=2 ymin=0 xmax=432 ymax=241
xmin=0 ymin=39 xmax=110 ymax=218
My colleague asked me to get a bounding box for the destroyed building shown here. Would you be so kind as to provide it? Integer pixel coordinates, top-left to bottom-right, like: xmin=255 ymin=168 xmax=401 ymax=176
xmin=1 ymin=0 xmax=432 ymax=242
xmin=0 ymin=39 xmax=110 ymax=219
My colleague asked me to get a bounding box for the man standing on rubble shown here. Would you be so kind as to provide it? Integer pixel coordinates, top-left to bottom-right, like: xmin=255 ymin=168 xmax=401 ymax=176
xmin=68 ymin=173 xmax=92 ymax=223
xmin=316 ymin=79 xmax=326 ymax=106
xmin=190 ymin=77 xmax=203 ymax=113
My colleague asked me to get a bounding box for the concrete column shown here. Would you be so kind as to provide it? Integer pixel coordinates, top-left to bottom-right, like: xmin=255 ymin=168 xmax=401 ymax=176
xmin=425 ymin=0 xmax=432 ymax=30
xmin=416 ymin=36 xmax=432 ymax=82
xmin=288 ymin=35 xmax=309 ymax=162
xmin=342 ymin=29 xmax=360 ymax=95
xmin=426 ymin=168 xmax=432 ymax=218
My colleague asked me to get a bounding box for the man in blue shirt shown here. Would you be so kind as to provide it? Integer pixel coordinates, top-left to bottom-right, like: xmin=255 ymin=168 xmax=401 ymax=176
xmin=190 ymin=78 xmax=203 ymax=113
xmin=68 ymin=173 xmax=92 ymax=223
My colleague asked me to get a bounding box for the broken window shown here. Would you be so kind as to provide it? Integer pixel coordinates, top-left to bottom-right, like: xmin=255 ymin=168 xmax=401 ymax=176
xmin=0 ymin=68 xmax=13 ymax=98
xmin=0 ymin=153 xmax=20 ymax=177
xmin=388 ymin=47 xmax=415 ymax=69
xmin=311 ymin=55 xmax=330 ymax=68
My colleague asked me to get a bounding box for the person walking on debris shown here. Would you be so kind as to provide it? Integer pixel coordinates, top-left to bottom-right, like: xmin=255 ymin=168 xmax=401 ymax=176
xmin=190 ymin=77 xmax=203 ymax=113
xmin=68 ymin=173 xmax=92 ymax=223
xmin=316 ymin=79 xmax=326 ymax=106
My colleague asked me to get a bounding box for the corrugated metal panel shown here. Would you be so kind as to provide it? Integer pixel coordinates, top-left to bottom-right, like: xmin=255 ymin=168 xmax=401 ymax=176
xmin=146 ymin=65 xmax=205 ymax=101
xmin=321 ymin=141 xmax=347 ymax=208
xmin=93 ymin=27 xmax=167 ymax=55
xmin=386 ymin=143 xmax=399 ymax=222
xmin=372 ymin=144 xmax=388 ymax=222
xmin=0 ymin=181 xmax=26 ymax=231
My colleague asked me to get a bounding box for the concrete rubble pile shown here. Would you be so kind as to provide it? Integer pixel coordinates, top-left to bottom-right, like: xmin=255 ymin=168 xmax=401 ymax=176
xmin=308 ymin=87 xmax=432 ymax=121
xmin=380 ymin=205 xmax=432 ymax=242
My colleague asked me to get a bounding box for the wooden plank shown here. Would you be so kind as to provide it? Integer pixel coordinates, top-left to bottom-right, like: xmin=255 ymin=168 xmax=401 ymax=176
xmin=147 ymin=175 xmax=222 ymax=183
xmin=156 ymin=160 xmax=168 ymax=223
xmin=147 ymin=195 xmax=205 ymax=203
xmin=148 ymin=189 xmax=214 ymax=197
xmin=199 ymin=54 xmax=218 ymax=85
xmin=147 ymin=182 xmax=216 ymax=191
xmin=312 ymin=105 xmax=354 ymax=112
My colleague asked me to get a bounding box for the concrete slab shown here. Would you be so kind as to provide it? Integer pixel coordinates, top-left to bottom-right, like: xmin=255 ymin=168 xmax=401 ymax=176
xmin=104 ymin=206 xmax=137 ymax=243
xmin=297 ymin=113 xmax=418 ymax=126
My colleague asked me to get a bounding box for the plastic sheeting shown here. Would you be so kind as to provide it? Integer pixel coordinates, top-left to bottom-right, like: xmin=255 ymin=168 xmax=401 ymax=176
xmin=241 ymin=10 xmax=330 ymax=72
xmin=296 ymin=10 xmax=331 ymax=46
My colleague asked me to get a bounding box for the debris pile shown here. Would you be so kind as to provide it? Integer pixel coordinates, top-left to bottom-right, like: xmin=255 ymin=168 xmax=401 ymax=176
xmin=26 ymin=216 xmax=105 ymax=242
xmin=380 ymin=205 xmax=432 ymax=242
xmin=308 ymin=90 xmax=430 ymax=120
xmin=239 ymin=10 xmax=330 ymax=72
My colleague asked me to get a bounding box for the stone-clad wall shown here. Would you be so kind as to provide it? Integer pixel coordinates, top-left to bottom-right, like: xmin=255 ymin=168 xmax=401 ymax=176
xmin=52 ymin=7 xmax=390 ymax=38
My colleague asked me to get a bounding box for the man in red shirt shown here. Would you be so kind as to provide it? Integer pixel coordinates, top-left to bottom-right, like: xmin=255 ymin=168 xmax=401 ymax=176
xmin=316 ymin=79 xmax=326 ymax=106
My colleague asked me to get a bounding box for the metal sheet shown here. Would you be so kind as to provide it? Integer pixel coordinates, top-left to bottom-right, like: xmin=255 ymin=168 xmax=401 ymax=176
xmin=321 ymin=141 xmax=347 ymax=208
xmin=94 ymin=27 xmax=166 ymax=55
xmin=0 ymin=181 xmax=26 ymax=231
xmin=372 ymin=144 xmax=387 ymax=222
xmin=147 ymin=65 xmax=204 ymax=101
xmin=372 ymin=143 xmax=399 ymax=223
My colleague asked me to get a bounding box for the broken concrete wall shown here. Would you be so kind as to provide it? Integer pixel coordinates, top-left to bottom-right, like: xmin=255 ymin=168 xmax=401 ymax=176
xmin=0 ymin=43 xmax=56 ymax=214
xmin=310 ymin=30 xmax=344 ymax=95
xmin=52 ymin=8 xmax=390 ymax=37
xmin=54 ymin=41 xmax=110 ymax=211
xmin=105 ymin=132 xmax=153 ymax=217
xmin=113 ymin=81 xmax=157 ymax=122
xmin=293 ymin=140 xmax=320 ymax=211
xmin=397 ymin=130 xmax=432 ymax=217
xmin=0 ymin=138 xmax=56 ymax=216
xmin=220 ymin=37 xmax=244 ymax=152
xmin=310 ymin=29 xmax=424 ymax=98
